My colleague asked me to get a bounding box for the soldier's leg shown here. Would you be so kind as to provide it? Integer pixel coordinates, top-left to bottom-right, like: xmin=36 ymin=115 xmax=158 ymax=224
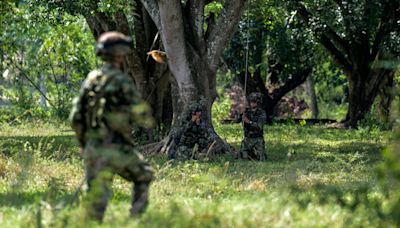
xmin=167 ymin=147 xmax=176 ymax=160
xmin=239 ymin=138 xmax=251 ymax=160
xmin=130 ymin=165 xmax=153 ymax=216
xmin=116 ymin=146 xmax=154 ymax=216
xmin=254 ymin=138 xmax=266 ymax=161
xmin=85 ymin=157 xmax=114 ymax=221
xmin=175 ymin=144 xmax=191 ymax=161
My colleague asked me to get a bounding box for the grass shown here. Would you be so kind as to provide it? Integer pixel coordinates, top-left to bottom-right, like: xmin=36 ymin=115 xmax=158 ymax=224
xmin=0 ymin=120 xmax=394 ymax=227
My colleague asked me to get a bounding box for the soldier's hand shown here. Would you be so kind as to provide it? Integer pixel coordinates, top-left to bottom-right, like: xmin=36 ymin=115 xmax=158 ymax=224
xmin=191 ymin=115 xmax=198 ymax=122
xmin=79 ymin=147 xmax=84 ymax=157
xmin=242 ymin=115 xmax=250 ymax=124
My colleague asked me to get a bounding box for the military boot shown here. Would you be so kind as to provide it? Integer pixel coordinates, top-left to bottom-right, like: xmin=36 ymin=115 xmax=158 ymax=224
xmin=130 ymin=183 xmax=149 ymax=216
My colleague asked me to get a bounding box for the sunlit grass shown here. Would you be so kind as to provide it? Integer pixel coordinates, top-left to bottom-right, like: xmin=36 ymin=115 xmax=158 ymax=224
xmin=0 ymin=121 xmax=392 ymax=227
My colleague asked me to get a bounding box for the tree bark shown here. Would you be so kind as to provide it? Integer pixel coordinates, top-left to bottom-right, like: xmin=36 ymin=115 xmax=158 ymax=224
xmin=39 ymin=74 xmax=48 ymax=110
xmin=345 ymin=69 xmax=395 ymax=127
xmin=377 ymin=72 xmax=395 ymax=123
xmin=139 ymin=0 xmax=247 ymax=155
xmin=306 ymin=74 xmax=319 ymax=119
xmin=83 ymin=6 xmax=173 ymax=131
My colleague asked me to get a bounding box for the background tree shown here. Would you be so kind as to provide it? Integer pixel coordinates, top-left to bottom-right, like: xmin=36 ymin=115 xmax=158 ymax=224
xmin=0 ymin=1 xmax=97 ymax=119
xmin=287 ymin=0 xmax=400 ymax=127
xmin=224 ymin=1 xmax=315 ymax=121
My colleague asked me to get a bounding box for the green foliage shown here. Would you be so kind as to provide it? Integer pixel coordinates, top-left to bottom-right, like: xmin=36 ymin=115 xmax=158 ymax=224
xmin=285 ymin=0 xmax=400 ymax=55
xmin=204 ymin=1 xmax=223 ymax=17
xmin=224 ymin=1 xmax=316 ymax=83
xmin=212 ymin=93 xmax=232 ymax=126
xmin=311 ymin=52 xmax=348 ymax=120
xmin=1 ymin=3 xmax=98 ymax=120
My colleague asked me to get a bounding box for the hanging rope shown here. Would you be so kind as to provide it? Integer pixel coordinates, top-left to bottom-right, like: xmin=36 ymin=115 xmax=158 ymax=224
xmin=146 ymin=32 xmax=167 ymax=64
xmin=241 ymin=0 xmax=251 ymax=126
xmin=243 ymin=1 xmax=250 ymax=98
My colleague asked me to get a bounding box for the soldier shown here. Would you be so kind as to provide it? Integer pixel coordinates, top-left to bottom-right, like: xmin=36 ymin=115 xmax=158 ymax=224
xmin=70 ymin=31 xmax=155 ymax=221
xmin=168 ymin=103 xmax=215 ymax=160
xmin=238 ymin=92 xmax=267 ymax=161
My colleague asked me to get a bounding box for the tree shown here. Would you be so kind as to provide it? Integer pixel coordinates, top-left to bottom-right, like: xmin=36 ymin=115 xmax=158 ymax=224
xmin=134 ymin=0 xmax=249 ymax=153
xmin=224 ymin=2 xmax=315 ymax=121
xmin=30 ymin=0 xmax=173 ymax=135
xmin=288 ymin=0 xmax=400 ymax=127
xmin=1 ymin=1 xmax=97 ymax=119
xmin=36 ymin=0 xmax=248 ymax=152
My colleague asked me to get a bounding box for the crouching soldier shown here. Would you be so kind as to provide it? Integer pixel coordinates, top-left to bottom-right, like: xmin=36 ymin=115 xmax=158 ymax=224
xmin=70 ymin=31 xmax=155 ymax=221
xmin=168 ymin=103 xmax=215 ymax=160
xmin=238 ymin=92 xmax=267 ymax=161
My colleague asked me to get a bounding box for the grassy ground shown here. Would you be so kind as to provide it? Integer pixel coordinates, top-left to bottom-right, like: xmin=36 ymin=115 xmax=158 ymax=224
xmin=0 ymin=121 xmax=393 ymax=227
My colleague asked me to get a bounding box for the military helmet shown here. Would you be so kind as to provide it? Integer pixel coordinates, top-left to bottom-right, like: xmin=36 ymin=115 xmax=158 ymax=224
xmin=96 ymin=31 xmax=132 ymax=56
xmin=248 ymin=92 xmax=263 ymax=104
xmin=188 ymin=102 xmax=202 ymax=113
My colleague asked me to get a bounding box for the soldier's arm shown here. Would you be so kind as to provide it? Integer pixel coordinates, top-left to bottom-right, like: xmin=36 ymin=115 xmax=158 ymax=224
xmin=125 ymin=83 xmax=155 ymax=129
xmin=104 ymin=78 xmax=155 ymax=136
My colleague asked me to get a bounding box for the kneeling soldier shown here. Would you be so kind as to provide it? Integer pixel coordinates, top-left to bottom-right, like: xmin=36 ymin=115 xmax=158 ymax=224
xmin=169 ymin=103 xmax=214 ymax=160
xmin=238 ymin=92 xmax=267 ymax=161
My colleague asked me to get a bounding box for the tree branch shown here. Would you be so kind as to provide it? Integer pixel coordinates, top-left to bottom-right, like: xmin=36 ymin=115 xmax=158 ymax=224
xmin=84 ymin=11 xmax=116 ymax=39
xmin=13 ymin=63 xmax=55 ymax=107
xmin=157 ymin=0 xmax=195 ymax=97
xmin=320 ymin=35 xmax=352 ymax=74
xmin=296 ymin=2 xmax=351 ymax=59
xmin=133 ymin=0 xmax=150 ymax=60
xmin=139 ymin=0 xmax=161 ymax=31
xmin=371 ymin=0 xmax=400 ymax=60
xmin=272 ymin=68 xmax=312 ymax=101
xmin=114 ymin=12 xmax=130 ymax=36
xmin=206 ymin=0 xmax=247 ymax=74
xmin=184 ymin=0 xmax=205 ymax=51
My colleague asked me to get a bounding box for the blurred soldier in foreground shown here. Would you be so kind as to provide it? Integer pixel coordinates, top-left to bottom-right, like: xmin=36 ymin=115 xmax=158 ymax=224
xmin=237 ymin=92 xmax=267 ymax=161
xmin=70 ymin=31 xmax=154 ymax=221
xmin=168 ymin=103 xmax=215 ymax=160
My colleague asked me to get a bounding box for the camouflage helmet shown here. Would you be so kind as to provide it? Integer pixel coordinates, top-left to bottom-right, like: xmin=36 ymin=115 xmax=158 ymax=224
xmin=96 ymin=31 xmax=132 ymax=56
xmin=248 ymin=92 xmax=263 ymax=104
xmin=188 ymin=102 xmax=202 ymax=113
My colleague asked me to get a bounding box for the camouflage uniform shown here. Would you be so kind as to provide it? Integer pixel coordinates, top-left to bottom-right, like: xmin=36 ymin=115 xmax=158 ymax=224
xmin=168 ymin=105 xmax=214 ymax=160
xmin=70 ymin=32 xmax=154 ymax=221
xmin=239 ymin=93 xmax=267 ymax=161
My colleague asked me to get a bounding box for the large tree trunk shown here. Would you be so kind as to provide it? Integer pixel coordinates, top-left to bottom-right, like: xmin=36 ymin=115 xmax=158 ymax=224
xmin=306 ymin=74 xmax=319 ymax=119
xmin=377 ymin=72 xmax=395 ymax=124
xmin=345 ymin=69 xmax=395 ymax=127
xmin=139 ymin=0 xmax=247 ymax=156
xmin=83 ymin=5 xmax=173 ymax=132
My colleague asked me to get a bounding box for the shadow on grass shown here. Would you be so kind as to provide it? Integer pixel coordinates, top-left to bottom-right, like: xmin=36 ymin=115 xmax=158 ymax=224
xmin=0 ymin=190 xmax=78 ymax=209
xmin=228 ymin=138 xmax=382 ymax=164
xmin=268 ymin=140 xmax=382 ymax=164
xmin=0 ymin=135 xmax=79 ymax=160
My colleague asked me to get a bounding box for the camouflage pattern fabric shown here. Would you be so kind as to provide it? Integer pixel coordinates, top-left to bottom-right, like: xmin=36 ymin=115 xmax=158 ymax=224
xmin=239 ymin=107 xmax=267 ymax=161
xmin=70 ymin=63 xmax=154 ymax=221
xmin=240 ymin=137 xmax=266 ymax=161
xmin=170 ymin=119 xmax=214 ymax=160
